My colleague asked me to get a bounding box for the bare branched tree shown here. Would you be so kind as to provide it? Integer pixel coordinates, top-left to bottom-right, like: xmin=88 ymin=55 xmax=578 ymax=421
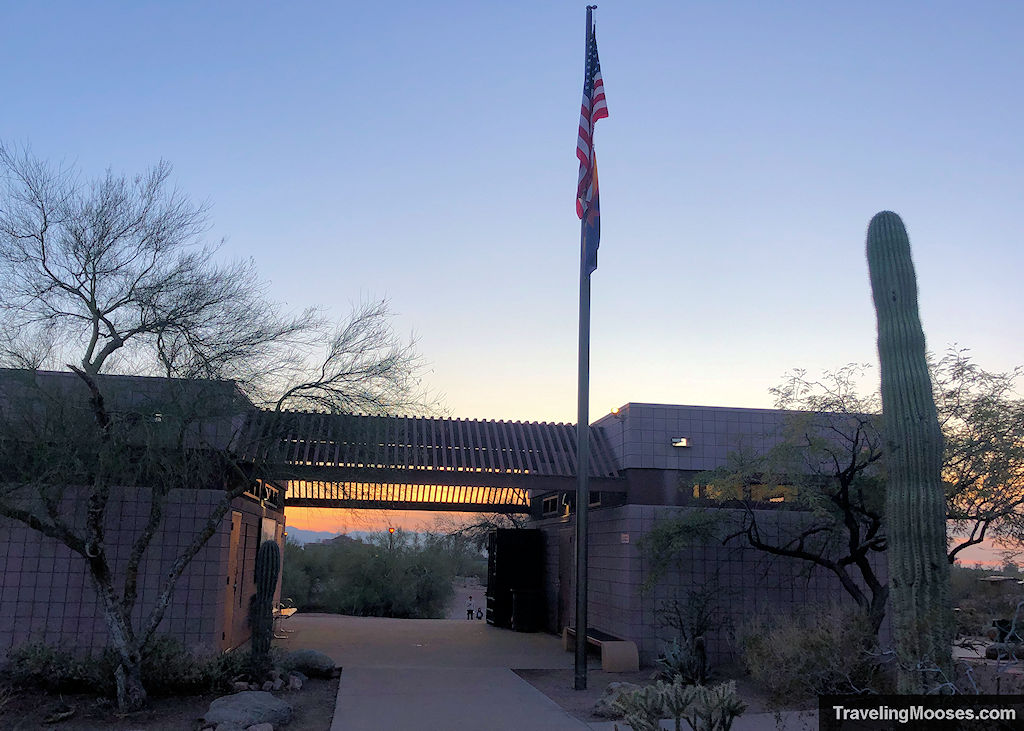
xmin=429 ymin=513 xmax=528 ymax=552
xmin=271 ymin=299 xmax=433 ymax=415
xmin=0 ymin=146 xmax=438 ymax=711
xmin=936 ymin=348 xmax=1024 ymax=563
xmin=691 ymin=365 xmax=890 ymax=633
xmin=666 ymin=354 xmax=1023 ymax=636
xmin=0 ymin=370 xmax=256 ymax=710
xmin=0 ymin=144 xmax=434 ymax=412
xmin=0 ymin=145 xmax=306 ymax=376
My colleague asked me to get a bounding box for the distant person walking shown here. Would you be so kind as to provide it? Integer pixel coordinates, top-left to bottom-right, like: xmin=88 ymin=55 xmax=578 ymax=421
xmin=466 ymin=595 xmax=474 ymax=620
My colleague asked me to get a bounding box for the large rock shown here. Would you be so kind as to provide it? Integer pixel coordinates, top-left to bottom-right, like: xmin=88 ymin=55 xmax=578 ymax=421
xmin=285 ymin=648 xmax=337 ymax=678
xmin=985 ymin=642 xmax=1024 ymax=660
xmin=214 ymin=723 xmax=246 ymax=731
xmin=592 ymin=681 xmax=641 ymax=718
xmin=204 ymin=691 xmax=292 ymax=728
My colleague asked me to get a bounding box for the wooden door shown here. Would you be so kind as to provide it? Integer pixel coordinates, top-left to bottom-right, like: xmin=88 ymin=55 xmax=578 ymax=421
xmin=221 ymin=511 xmax=242 ymax=650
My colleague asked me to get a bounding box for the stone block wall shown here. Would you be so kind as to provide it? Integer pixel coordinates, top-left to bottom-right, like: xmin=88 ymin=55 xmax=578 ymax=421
xmin=534 ymin=504 xmax=888 ymax=666
xmin=0 ymin=487 xmax=282 ymax=657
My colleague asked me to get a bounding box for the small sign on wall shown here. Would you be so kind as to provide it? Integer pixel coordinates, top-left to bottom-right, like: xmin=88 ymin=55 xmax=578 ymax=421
xmin=620 ymin=532 xmax=630 ymax=544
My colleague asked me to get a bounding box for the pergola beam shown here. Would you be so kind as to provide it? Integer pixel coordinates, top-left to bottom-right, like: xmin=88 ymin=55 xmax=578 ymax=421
xmin=283 ymin=498 xmax=530 ymax=514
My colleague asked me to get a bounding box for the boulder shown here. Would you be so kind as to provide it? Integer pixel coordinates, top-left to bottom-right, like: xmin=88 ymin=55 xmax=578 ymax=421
xmin=215 ymin=723 xmax=246 ymax=731
xmin=592 ymin=681 xmax=641 ymax=718
xmin=204 ymin=691 xmax=292 ymax=728
xmin=287 ymin=674 xmax=303 ymax=691
xmin=985 ymin=643 xmax=1024 ymax=660
xmin=285 ymin=649 xmax=337 ymax=678
xmin=246 ymin=725 xmax=275 ymax=731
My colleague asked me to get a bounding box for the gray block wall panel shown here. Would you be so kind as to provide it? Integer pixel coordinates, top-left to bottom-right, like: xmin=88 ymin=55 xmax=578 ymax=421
xmin=533 ymin=503 xmax=889 ymax=668
xmin=0 ymin=487 xmax=282 ymax=657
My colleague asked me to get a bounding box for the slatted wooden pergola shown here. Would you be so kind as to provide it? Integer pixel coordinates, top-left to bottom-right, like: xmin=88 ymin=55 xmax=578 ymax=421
xmin=239 ymin=411 xmax=624 ymax=513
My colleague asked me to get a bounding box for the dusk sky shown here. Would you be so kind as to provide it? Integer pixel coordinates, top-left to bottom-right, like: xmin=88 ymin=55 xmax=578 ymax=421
xmin=3 ymin=1 xmax=1021 ymax=424
xmin=3 ymin=3 xmax=1021 ymax=540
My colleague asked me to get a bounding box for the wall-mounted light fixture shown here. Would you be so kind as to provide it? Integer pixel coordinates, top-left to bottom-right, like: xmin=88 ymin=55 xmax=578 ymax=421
xmin=671 ymin=437 xmax=689 ymax=448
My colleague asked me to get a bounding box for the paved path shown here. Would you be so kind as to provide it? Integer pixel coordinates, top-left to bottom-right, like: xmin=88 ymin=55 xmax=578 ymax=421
xmin=282 ymin=613 xmax=817 ymax=730
xmin=335 ymin=667 xmax=590 ymax=730
xmin=446 ymin=576 xmax=487 ymax=620
xmin=286 ymin=613 xmax=589 ymax=730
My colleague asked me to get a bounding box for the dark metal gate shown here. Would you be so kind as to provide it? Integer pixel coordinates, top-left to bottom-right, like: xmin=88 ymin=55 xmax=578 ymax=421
xmin=485 ymin=529 xmax=544 ymax=632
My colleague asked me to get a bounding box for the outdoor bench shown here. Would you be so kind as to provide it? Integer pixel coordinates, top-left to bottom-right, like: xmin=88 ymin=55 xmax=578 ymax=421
xmin=562 ymin=626 xmax=639 ymax=672
xmin=273 ymin=603 xmax=298 ymax=639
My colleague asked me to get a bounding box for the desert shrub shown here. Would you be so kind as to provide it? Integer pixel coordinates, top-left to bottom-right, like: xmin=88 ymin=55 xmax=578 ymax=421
xmin=283 ymin=530 xmax=459 ymax=618
xmin=951 ymin=564 xmax=1024 ymax=638
xmin=655 ymin=637 xmax=709 ymax=685
xmin=613 ymin=679 xmax=746 ymax=731
xmin=4 ymin=643 xmax=97 ymax=693
xmin=145 ymin=635 xmax=212 ymax=694
xmin=613 ymin=682 xmax=663 ymax=731
xmin=736 ymin=604 xmax=891 ymax=702
xmin=6 ymin=638 xmax=249 ymax=698
xmin=654 ymin=582 xmax=727 ymax=684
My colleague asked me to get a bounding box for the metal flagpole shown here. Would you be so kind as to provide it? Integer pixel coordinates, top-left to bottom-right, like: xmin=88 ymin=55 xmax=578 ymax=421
xmin=575 ymin=219 xmax=591 ymax=691
xmin=574 ymin=3 xmax=595 ymax=693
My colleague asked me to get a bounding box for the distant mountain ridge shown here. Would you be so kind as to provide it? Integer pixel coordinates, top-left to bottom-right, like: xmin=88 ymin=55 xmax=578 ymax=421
xmin=284 ymin=527 xmax=343 ymax=545
xmin=285 ymin=528 xmax=391 ymax=545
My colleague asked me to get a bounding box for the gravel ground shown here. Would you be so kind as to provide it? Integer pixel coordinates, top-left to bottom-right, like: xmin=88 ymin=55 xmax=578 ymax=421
xmin=0 ymin=676 xmax=339 ymax=731
xmin=515 ymin=665 xmax=811 ymax=723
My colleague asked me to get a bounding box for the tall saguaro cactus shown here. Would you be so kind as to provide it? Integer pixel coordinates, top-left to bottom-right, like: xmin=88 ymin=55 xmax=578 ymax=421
xmin=867 ymin=211 xmax=953 ymax=693
xmin=249 ymin=538 xmax=281 ymax=676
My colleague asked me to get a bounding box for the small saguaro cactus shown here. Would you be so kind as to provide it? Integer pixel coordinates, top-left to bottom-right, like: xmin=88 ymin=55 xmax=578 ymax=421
xmin=866 ymin=211 xmax=953 ymax=693
xmin=249 ymin=538 xmax=282 ymax=676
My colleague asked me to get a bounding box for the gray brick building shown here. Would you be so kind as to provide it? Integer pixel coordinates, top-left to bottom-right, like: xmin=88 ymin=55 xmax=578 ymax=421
xmin=529 ymin=402 xmax=887 ymax=665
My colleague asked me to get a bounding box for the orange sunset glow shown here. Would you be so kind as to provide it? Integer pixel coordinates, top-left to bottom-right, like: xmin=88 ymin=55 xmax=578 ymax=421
xmin=287 ymin=507 xmax=1016 ymax=569
xmin=286 ymin=506 xmax=491 ymax=535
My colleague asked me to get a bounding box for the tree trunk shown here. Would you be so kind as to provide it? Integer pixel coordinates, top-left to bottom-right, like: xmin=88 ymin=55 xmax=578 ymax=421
xmin=91 ymin=567 xmax=148 ymax=711
xmin=868 ymin=585 xmax=890 ymax=636
xmin=115 ymin=660 xmax=148 ymax=712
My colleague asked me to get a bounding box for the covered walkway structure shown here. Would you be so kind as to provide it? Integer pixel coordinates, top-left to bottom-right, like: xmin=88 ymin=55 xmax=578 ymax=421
xmin=239 ymin=411 xmax=625 ymax=514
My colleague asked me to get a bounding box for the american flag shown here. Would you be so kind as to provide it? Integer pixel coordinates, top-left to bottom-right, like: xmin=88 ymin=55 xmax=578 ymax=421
xmin=577 ymin=16 xmax=608 ymax=275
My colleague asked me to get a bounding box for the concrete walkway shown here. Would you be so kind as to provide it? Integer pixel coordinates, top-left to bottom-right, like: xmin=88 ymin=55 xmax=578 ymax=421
xmin=335 ymin=667 xmax=589 ymax=730
xmin=286 ymin=613 xmax=588 ymax=730
xmin=281 ymin=613 xmax=816 ymax=731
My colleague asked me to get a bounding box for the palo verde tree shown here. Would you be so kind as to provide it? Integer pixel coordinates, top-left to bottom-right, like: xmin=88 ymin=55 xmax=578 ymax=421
xmin=0 ymin=371 xmax=256 ymax=710
xmin=680 ymin=365 xmax=891 ymax=633
xmin=0 ymin=144 xmax=433 ymax=710
xmin=936 ymin=348 xmax=1024 ymax=564
xmin=0 ymin=144 xmax=430 ymax=415
xmin=645 ymin=349 xmax=1022 ymax=643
